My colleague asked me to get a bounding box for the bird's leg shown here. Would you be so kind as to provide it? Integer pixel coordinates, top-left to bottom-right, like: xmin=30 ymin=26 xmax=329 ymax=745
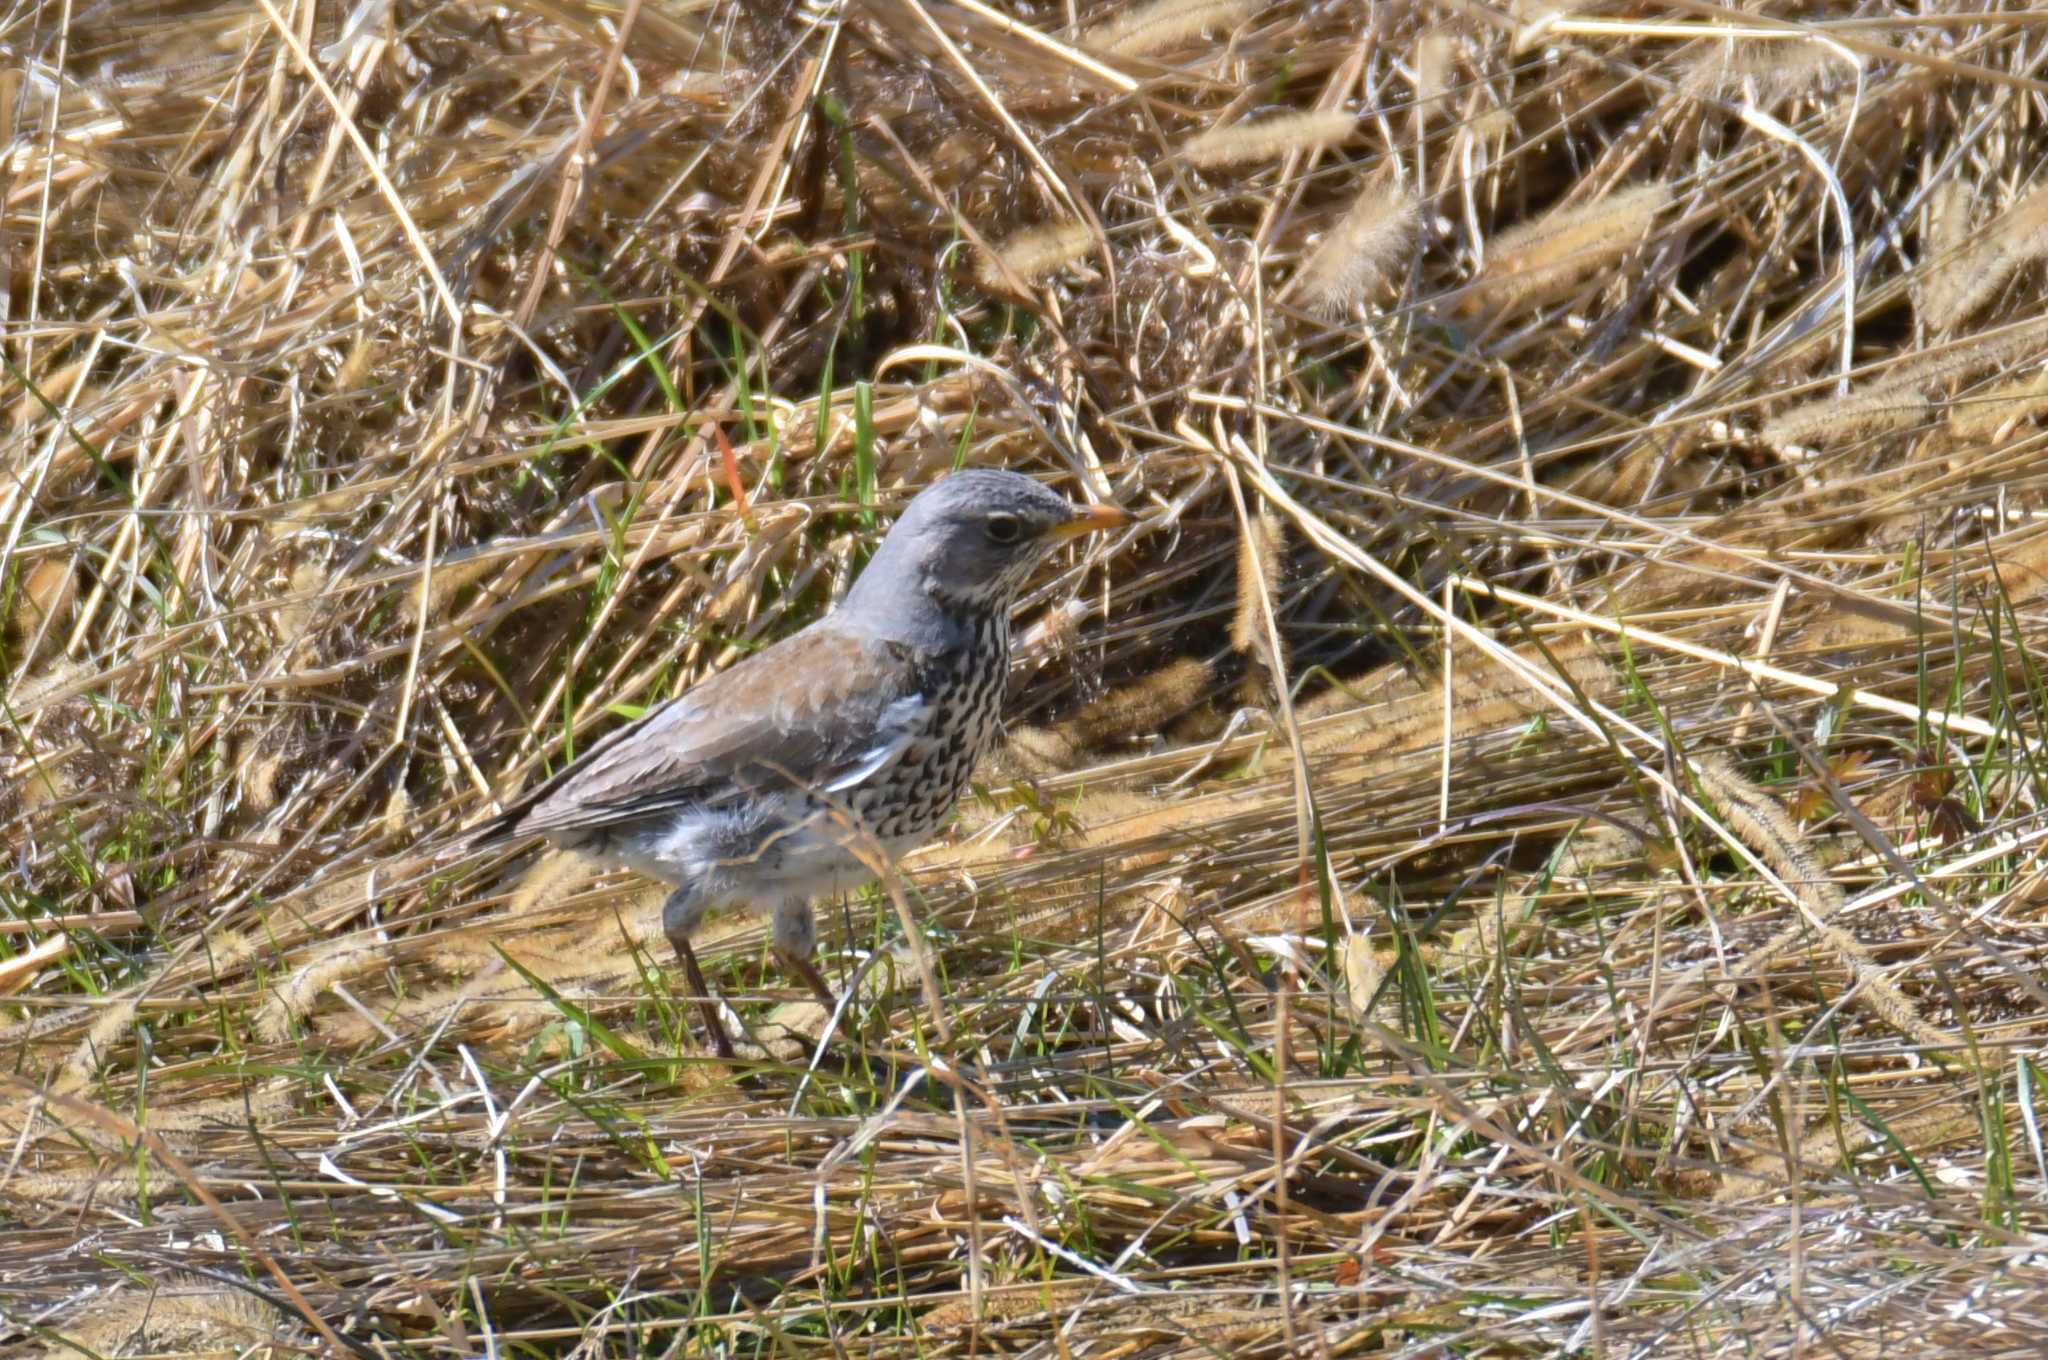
xmin=783 ymin=951 xmax=839 ymax=1008
xmin=672 ymin=936 xmax=736 ymax=1060
xmin=772 ymin=897 xmax=839 ymax=1008
xmin=663 ymin=885 xmax=734 ymax=1060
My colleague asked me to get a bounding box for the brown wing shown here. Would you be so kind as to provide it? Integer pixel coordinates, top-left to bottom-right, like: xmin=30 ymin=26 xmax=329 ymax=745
xmin=474 ymin=626 xmax=935 ymax=842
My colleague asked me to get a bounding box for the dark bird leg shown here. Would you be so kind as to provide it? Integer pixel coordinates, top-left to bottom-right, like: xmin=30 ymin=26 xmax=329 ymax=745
xmin=664 ymin=885 xmax=734 ymax=1059
xmin=672 ymin=936 xmax=736 ymax=1060
xmin=773 ymin=897 xmax=839 ymax=1009
xmin=782 ymin=951 xmax=839 ymax=1008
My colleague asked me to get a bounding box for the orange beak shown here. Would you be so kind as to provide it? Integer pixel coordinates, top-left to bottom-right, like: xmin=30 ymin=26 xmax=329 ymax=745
xmin=1048 ymin=501 xmax=1133 ymax=541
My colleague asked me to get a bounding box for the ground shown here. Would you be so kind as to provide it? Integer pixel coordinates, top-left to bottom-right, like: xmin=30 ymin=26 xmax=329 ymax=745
xmin=6 ymin=0 xmax=2048 ymax=1355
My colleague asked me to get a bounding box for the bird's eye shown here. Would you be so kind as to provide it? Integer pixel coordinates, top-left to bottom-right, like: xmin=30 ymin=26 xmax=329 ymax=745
xmin=985 ymin=513 xmax=1023 ymax=545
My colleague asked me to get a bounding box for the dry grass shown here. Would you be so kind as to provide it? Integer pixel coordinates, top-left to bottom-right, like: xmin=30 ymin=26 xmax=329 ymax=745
xmin=8 ymin=1 xmax=2048 ymax=1356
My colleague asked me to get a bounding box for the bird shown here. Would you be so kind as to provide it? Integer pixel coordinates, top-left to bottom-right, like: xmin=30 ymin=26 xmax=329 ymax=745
xmin=472 ymin=469 xmax=1131 ymax=1057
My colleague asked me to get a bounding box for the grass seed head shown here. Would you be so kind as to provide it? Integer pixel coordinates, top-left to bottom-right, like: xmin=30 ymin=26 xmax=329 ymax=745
xmin=1471 ymin=181 xmax=1672 ymax=312
xmin=1083 ymin=0 xmax=1259 ymax=57
xmin=9 ymin=555 xmax=76 ymax=642
xmin=1944 ymin=369 xmax=2048 ymax=442
xmin=977 ymin=221 xmax=1096 ymax=291
xmin=1681 ymin=37 xmax=1845 ymax=104
xmin=1917 ymin=183 xmax=2048 ymax=330
xmin=1413 ymin=29 xmax=1459 ymax=116
xmin=1181 ymin=110 xmax=1358 ymax=169
xmin=1759 ymin=384 xmax=1930 ymax=455
xmin=1293 ymin=181 xmax=1418 ymax=314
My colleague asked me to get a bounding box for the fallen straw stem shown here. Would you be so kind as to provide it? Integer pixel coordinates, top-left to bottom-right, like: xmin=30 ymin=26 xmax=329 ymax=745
xmin=1451 ymin=577 xmax=2022 ymax=752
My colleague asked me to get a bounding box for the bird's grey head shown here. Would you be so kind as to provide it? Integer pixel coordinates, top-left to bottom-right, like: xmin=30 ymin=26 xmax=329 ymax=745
xmin=841 ymin=469 xmax=1127 ymax=635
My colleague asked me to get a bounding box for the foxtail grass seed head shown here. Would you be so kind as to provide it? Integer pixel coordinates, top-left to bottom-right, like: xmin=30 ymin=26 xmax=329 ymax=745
xmin=1294 ymin=183 xmax=1417 ymax=314
xmin=1230 ymin=509 xmax=1287 ymax=656
xmin=1944 ymin=369 xmax=2048 ymax=442
xmin=8 ymin=357 xmax=87 ymax=432
xmin=1759 ymin=384 xmax=1929 ymax=456
xmin=252 ymin=939 xmax=384 ymax=1041
xmin=381 ymin=784 xmax=414 ymax=837
xmin=58 ymin=993 xmax=145 ymax=1092
xmin=1692 ymin=755 xmax=1842 ymax=915
xmin=1413 ymin=29 xmax=1458 ymax=115
xmin=1000 ymin=723 xmax=1080 ymax=777
xmin=1914 ymin=180 xmax=1976 ymax=328
xmin=1681 ymin=37 xmax=1843 ymax=103
xmin=507 ymin=849 xmax=599 ymax=916
xmin=1471 ymin=181 xmax=1671 ymax=311
xmin=1915 ymin=183 xmax=2048 ymax=330
xmin=1069 ymin=655 xmax=1217 ymax=744
xmin=138 ymin=1083 xmax=295 ymax=1137
xmin=1083 ymin=0 xmax=1258 ymax=57
xmin=1340 ymin=934 xmax=1396 ymax=1021
xmin=52 ymin=1278 xmax=295 ymax=1358
xmin=1882 ymin=315 xmax=2048 ymax=391
xmin=16 ymin=555 xmax=74 ymax=628
xmin=1979 ymin=180 xmax=2048 ymax=261
xmin=399 ymin=550 xmax=504 ymax=624
xmin=977 ymin=221 xmax=1095 ymax=291
xmin=9 ymin=658 xmax=87 ymax=716
xmin=1181 ymin=110 xmax=1357 ymax=168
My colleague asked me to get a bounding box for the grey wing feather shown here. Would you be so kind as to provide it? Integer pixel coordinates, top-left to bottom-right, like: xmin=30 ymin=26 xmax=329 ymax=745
xmin=475 ymin=626 xmax=931 ymax=843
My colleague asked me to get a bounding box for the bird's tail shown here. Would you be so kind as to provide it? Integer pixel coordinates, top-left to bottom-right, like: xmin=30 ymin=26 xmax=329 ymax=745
xmin=431 ymin=801 xmax=534 ymax=866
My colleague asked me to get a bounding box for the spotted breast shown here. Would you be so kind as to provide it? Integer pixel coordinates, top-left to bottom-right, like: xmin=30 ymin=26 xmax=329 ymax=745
xmin=847 ymin=610 xmax=1009 ymax=847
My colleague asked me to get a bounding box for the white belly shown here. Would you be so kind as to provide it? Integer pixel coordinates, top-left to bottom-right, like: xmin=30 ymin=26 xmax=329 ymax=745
xmin=582 ymin=795 xmax=917 ymax=911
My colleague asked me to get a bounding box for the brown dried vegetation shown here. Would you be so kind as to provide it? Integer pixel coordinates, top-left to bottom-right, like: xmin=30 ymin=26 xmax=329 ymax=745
xmin=8 ymin=2 xmax=2048 ymax=1356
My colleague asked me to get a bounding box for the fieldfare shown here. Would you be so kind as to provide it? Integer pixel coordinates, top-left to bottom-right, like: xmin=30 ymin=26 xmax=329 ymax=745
xmin=474 ymin=469 xmax=1130 ymax=1057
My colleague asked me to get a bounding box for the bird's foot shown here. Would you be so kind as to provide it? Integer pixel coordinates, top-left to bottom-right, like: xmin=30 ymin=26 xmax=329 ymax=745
xmin=669 ymin=938 xmax=844 ymax=1063
xmin=778 ymin=949 xmax=840 ymax=1011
